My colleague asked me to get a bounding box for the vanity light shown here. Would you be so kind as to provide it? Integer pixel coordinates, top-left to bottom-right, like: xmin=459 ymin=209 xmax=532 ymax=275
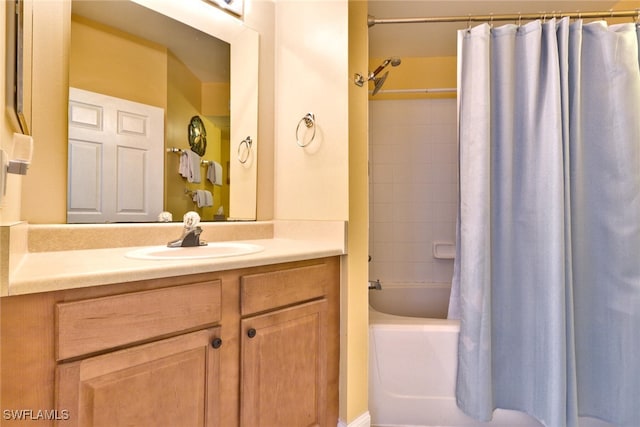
xmin=205 ymin=0 xmax=244 ymax=17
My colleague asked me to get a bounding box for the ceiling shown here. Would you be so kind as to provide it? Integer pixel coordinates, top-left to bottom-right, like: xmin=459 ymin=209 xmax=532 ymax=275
xmin=368 ymin=0 xmax=640 ymax=58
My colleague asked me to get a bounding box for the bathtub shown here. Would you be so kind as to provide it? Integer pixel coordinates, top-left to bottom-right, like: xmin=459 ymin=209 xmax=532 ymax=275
xmin=368 ymin=282 xmax=617 ymax=427
xmin=368 ymin=282 xmax=543 ymax=427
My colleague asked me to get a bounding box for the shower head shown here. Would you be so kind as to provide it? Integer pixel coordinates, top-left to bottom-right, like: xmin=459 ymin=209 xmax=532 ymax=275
xmin=371 ymin=71 xmax=389 ymax=96
xmin=369 ymin=57 xmax=401 ymax=80
xmin=369 ymin=57 xmax=401 ymax=95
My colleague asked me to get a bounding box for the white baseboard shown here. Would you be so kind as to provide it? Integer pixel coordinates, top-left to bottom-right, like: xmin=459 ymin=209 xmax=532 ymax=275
xmin=338 ymin=411 xmax=371 ymax=427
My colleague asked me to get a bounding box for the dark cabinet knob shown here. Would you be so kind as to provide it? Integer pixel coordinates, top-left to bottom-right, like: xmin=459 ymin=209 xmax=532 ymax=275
xmin=211 ymin=337 xmax=223 ymax=349
xmin=247 ymin=328 xmax=257 ymax=338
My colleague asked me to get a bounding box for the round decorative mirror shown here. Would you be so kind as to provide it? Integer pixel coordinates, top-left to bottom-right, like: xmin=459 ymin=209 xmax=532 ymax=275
xmin=188 ymin=115 xmax=207 ymax=156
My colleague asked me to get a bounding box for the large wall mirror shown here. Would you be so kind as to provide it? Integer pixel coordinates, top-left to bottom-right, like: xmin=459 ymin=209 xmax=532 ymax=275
xmin=66 ymin=0 xmax=258 ymax=223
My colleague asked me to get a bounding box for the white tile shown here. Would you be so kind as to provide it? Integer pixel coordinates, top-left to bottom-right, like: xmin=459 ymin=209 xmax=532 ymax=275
xmin=372 ymin=222 xmax=394 ymax=242
xmin=374 ymin=241 xmax=395 ymax=263
xmin=393 ymin=164 xmax=413 ymax=184
xmin=431 ymin=202 xmax=458 ymax=222
xmin=371 ymin=144 xmax=396 ymax=165
xmin=433 ymin=259 xmax=455 ymax=283
xmin=373 ymin=183 xmax=393 ymax=203
xmin=369 ymin=98 xmax=458 ymax=284
xmin=372 ymin=203 xmax=393 ymax=223
xmin=369 ymin=262 xmax=393 ymax=281
xmin=432 ymin=221 xmax=457 ymax=241
xmin=431 ymin=143 xmax=457 ymax=165
xmin=372 ymin=163 xmax=393 ymax=184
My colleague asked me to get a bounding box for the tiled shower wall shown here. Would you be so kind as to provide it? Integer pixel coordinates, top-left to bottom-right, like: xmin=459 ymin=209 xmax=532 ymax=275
xmin=369 ymin=98 xmax=457 ymax=284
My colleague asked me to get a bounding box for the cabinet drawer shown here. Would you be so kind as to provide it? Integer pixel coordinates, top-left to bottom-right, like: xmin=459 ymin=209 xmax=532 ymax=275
xmin=56 ymin=281 xmax=221 ymax=360
xmin=240 ymin=263 xmax=328 ymax=315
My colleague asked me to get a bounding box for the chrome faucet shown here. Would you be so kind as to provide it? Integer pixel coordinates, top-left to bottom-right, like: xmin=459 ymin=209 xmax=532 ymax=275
xmin=368 ymin=279 xmax=382 ymax=290
xmin=167 ymin=211 xmax=208 ymax=248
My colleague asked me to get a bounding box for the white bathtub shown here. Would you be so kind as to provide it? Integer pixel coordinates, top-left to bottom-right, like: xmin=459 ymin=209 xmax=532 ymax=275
xmin=368 ymin=282 xmax=617 ymax=427
xmin=368 ymin=282 xmax=543 ymax=427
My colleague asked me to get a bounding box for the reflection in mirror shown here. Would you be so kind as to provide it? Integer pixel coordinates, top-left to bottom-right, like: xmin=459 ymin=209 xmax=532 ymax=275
xmin=68 ymin=0 xmax=231 ymax=223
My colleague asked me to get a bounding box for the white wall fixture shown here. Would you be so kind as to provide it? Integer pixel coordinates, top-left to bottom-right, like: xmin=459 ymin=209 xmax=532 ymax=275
xmin=6 ymin=133 xmax=33 ymax=176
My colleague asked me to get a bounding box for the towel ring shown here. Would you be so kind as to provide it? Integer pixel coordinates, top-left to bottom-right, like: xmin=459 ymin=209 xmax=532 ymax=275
xmin=238 ymin=136 xmax=252 ymax=164
xmin=296 ymin=112 xmax=316 ymax=147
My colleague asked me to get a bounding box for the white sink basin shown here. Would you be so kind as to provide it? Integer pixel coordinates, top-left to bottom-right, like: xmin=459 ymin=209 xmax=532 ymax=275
xmin=126 ymin=242 xmax=264 ymax=260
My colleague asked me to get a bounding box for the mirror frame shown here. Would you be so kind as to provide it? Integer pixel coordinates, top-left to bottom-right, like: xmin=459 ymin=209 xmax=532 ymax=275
xmin=133 ymin=0 xmax=259 ymax=221
xmin=6 ymin=0 xmax=32 ymax=135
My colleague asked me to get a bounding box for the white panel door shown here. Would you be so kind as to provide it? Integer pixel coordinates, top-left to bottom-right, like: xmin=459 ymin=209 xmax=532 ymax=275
xmin=67 ymin=88 xmax=164 ymax=223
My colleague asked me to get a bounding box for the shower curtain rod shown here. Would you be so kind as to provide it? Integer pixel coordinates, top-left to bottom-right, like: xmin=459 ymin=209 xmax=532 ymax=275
xmin=368 ymin=9 xmax=640 ymax=27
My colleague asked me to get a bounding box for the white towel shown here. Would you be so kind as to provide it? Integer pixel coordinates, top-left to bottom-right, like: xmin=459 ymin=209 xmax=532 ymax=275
xmin=192 ymin=190 xmax=213 ymax=208
xmin=186 ymin=150 xmax=201 ymax=183
xmin=179 ymin=150 xmax=201 ymax=182
xmin=179 ymin=152 xmax=189 ymax=178
xmin=206 ymin=163 xmax=215 ymax=184
xmin=207 ymin=161 xmax=223 ymax=186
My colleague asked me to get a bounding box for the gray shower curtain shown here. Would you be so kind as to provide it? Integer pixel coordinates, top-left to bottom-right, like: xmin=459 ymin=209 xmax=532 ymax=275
xmin=448 ymin=17 xmax=640 ymax=427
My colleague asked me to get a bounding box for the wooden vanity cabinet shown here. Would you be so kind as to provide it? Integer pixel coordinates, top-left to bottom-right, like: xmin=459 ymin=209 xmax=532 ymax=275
xmin=56 ymin=327 xmax=221 ymax=427
xmin=0 ymin=257 xmax=340 ymax=427
xmin=239 ymin=262 xmax=338 ymax=427
xmin=53 ymin=281 xmax=223 ymax=427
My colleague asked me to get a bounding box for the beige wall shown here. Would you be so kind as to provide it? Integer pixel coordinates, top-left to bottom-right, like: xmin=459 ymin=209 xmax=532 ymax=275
xmin=346 ymin=1 xmax=371 ymax=422
xmin=69 ymin=15 xmax=167 ymax=108
xmin=20 ymin=0 xmax=70 ymax=224
xmin=369 ymin=56 xmax=457 ymax=100
xmin=273 ymin=1 xmax=350 ymax=221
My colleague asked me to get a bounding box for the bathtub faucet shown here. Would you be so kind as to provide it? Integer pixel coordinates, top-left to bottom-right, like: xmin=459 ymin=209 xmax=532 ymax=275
xmin=368 ymin=279 xmax=382 ymax=290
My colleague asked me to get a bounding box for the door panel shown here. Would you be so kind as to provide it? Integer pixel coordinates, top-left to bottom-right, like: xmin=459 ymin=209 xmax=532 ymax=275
xmin=68 ymin=87 xmax=163 ymax=223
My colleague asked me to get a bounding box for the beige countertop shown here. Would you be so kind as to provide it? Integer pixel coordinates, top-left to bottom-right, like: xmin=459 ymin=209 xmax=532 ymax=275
xmin=4 ymin=220 xmax=347 ymax=296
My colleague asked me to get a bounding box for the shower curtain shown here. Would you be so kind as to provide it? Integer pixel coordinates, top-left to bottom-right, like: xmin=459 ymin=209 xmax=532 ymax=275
xmin=449 ymin=17 xmax=640 ymax=427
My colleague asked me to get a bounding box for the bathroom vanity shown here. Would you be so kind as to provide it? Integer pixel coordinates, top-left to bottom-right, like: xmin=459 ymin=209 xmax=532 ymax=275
xmin=1 ymin=221 xmax=344 ymax=426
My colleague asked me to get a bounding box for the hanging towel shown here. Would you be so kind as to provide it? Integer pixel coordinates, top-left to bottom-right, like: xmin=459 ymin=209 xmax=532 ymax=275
xmin=206 ymin=161 xmax=223 ymax=186
xmin=206 ymin=163 xmax=215 ymax=184
xmin=185 ymin=150 xmax=201 ymax=183
xmin=192 ymin=190 xmax=213 ymax=208
xmin=179 ymin=152 xmax=189 ymax=178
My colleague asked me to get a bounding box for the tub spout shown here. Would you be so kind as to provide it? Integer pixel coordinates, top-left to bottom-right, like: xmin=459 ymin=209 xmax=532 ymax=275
xmin=368 ymin=279 xmax=382 ymax=290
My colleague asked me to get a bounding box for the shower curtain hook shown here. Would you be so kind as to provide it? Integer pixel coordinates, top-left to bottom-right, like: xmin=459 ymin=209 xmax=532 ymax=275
xmin=489 ymin=14 xmax=494 ymax=28
xmin=467 ymin=14 xmax=472 ymax=33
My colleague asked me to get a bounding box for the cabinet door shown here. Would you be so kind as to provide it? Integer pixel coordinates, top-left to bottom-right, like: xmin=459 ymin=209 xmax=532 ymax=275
xmin=240 ymin=299 xmax=328 ymax=427
xmin=56 ymin=328 xmax=221 ymax=427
